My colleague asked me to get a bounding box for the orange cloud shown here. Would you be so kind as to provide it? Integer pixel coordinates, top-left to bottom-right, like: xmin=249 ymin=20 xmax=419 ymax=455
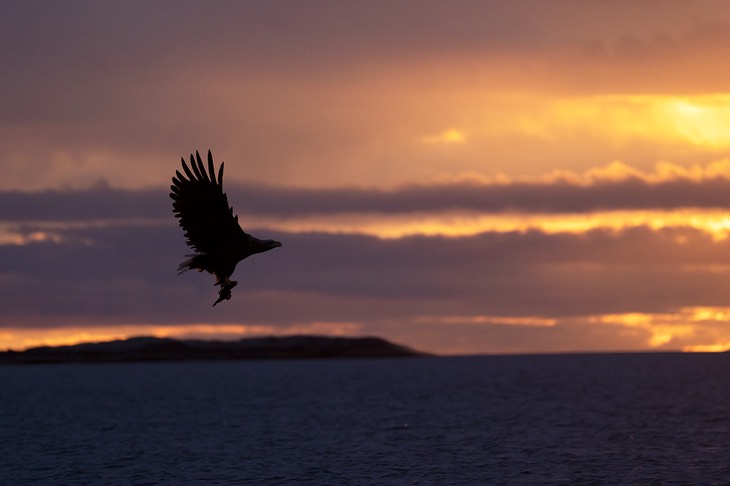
xmin=473 ymin=94 xmax=730 ymax=149
xmin=415 ymin=315 xmax=556 ymax=327
xmin=420 ymin=129 xmax=466 ymax=145
xmin=590 ymin=307 xmax=730 ymax=351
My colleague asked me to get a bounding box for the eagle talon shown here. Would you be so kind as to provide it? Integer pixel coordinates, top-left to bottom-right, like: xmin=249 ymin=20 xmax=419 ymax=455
xmin=212 ymin=279 xmax=238 ymax=306
xmin=212 ymin=285 xmax=233 ymax=306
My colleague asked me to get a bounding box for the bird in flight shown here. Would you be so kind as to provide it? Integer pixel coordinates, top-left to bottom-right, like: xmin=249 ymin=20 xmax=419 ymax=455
xmin=170 ymin=150 xmax=282 ymax=306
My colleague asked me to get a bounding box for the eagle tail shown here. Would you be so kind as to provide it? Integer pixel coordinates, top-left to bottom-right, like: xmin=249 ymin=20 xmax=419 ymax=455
xmin=177 ymin=254 xmax=210 ymax=275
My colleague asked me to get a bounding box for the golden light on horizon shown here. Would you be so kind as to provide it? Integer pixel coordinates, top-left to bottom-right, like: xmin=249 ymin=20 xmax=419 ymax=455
xmin=683 ymin=343 xmax=730 ymax=352
xmin=0 ymin=321 xmax=363 ymax=352
xmin=592 ymin=307 xmax=730 ymax=351
xmin=236 ymin=208 xmax=730 ymax=240
xmin=415 ymin=315 xmax=557 ymax=327
xmin=3 ymin=309 xmax=730 ymax=354
xmin=5 ymin=208 xmax=730 ymax=243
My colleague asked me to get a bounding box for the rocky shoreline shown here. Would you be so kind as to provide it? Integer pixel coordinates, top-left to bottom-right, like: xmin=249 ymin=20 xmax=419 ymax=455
xmin=0 ymin=335 xmax=430 ymax=364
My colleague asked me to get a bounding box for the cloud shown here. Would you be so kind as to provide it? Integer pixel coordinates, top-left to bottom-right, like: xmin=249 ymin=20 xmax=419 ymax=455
xmin=0 ymin=185 xmax=167 ymax=222
xmin=3 ymin=215 xmax=730 ymax=352
xmin=255 ymin=158 xmax=730 ymax=216
xmin=4 ymin=160 xmax=730 ymax=222
xmin=265 ymin=227 xmax=730 ymax=353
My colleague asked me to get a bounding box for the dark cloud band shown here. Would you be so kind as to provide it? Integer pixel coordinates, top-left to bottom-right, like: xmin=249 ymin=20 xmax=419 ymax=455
xmin=2 ymin=177 xmax=730 ymax=222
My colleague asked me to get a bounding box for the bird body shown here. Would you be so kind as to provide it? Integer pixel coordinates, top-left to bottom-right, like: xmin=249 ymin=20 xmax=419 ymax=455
xmin=170 ymin=150 xmax=282 ymax=305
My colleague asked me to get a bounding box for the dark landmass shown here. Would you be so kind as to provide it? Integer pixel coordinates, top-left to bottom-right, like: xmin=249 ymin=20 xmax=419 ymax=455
xmin=0 ymin=335 xmax=430 ymax=364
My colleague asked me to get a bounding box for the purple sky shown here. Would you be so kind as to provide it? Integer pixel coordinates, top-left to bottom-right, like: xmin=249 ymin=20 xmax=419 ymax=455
xmin=4 ymin=1 xmax=730 ymax=353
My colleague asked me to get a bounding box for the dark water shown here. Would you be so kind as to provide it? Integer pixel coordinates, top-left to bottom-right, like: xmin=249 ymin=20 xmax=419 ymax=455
xmin=2 ymin=353 xmax=729 ymax=485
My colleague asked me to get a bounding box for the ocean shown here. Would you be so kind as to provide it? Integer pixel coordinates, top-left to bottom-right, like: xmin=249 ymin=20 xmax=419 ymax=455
xmin=1 ymin=353 xmax=729 ymax=484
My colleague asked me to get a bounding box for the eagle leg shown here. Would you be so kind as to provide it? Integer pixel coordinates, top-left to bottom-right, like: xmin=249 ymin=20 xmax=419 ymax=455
xmin=214 ymin=277 xmax=238 ymax=287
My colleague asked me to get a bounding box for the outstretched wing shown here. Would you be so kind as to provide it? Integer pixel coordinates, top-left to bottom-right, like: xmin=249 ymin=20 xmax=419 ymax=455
xmin=170 ymin=150 xmax=248 ymax=255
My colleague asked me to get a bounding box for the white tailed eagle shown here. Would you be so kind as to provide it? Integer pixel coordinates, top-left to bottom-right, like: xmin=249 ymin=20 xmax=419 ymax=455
xmin=170 ymin=150 xmax=282 ymax=306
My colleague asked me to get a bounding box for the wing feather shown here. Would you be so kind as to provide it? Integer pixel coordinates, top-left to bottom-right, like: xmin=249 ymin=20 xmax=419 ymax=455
xmin=181 ymin=157 xmax=196 ymax=181
xmin=170 ymin=150 xmax=248 ymax=255
xmin=189 ymin=153 xmax=204 ymax=181
xmin=207 ymin=150 xmax=216 ymax=184
xmin=195 ymin=151 xmax=210 ymax=183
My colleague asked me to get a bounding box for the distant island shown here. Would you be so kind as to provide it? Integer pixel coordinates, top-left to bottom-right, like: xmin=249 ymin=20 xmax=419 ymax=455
xmin=0 ymin=335 xmax=430 ymax=364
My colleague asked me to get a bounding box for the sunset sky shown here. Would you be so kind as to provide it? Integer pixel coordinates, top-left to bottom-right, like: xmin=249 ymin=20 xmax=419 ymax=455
xmin=5 ymin=1 xmax=730 ymax=354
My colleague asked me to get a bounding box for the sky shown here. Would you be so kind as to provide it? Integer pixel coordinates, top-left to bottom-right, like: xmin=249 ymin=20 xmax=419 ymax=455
xmin=5 ymin=1 xmax=730 ymax=354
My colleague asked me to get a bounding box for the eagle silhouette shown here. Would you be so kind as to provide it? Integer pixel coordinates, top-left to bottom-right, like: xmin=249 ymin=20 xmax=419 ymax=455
xmin=170 ymin=150 xmax=282 ymax=306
